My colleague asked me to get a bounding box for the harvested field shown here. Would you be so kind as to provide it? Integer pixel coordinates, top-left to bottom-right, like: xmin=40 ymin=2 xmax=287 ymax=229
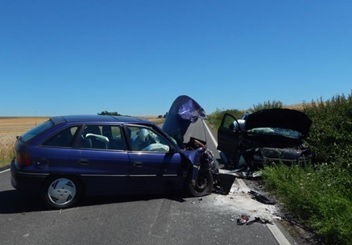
xmin=0 ymin=117 xmax=48 ymax=166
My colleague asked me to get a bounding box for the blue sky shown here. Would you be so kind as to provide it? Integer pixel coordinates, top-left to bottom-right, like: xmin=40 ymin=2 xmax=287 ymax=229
xmin=1 ymin=1 xmax=351 ymax=117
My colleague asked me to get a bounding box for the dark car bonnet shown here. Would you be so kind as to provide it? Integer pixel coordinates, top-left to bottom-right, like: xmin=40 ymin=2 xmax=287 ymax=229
xmin=245 ymin=108 xmax=312 ymax=137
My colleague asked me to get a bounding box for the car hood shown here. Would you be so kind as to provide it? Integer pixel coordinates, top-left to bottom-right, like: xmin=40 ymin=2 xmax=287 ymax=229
xmin=162 ymin=95 xmax=206 ymax=146
xmin=245 ymin=108 xmax=312 ymax=137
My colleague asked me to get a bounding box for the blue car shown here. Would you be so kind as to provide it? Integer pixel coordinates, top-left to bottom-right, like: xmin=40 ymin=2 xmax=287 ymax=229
xmin=11 ymin=96 xmax=218 ymax=209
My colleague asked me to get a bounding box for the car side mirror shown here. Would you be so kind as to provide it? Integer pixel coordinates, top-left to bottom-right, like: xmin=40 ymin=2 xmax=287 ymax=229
xmin=167 ymin=147 xmax=177 ymax=155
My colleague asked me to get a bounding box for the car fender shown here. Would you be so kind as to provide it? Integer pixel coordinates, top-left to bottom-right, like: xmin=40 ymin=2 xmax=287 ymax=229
xmin=182 ymin=148 xmax=216 ymax=183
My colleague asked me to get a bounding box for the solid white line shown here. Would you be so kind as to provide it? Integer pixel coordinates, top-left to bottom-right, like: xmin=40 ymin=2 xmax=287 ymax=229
xmin=267 ymin=223 xmax=292 ymax=245
xmin=0 ymin=168 xmax=10 ymax=174
xmin=202 ymin=120 xmax=218 ymax=147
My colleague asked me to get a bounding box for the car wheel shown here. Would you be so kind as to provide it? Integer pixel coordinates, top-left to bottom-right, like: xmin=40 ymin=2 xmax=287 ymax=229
xmin=42 ymin=176 xmax=81 ymax=209
xmin=187 ymin=170 xmax=214 ymax=197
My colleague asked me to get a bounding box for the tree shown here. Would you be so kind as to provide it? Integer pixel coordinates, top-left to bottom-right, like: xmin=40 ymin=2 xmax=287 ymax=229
xmin=251 ymin=100 xmax=283 ymax=112
xmin=98 ymin=111 xmax=120 ymax=116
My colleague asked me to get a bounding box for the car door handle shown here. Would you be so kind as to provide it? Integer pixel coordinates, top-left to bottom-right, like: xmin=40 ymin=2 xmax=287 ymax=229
xmin=133 ymin=162 xmax=143 ymax=167
xmin=79 ymin=159 xmax=89 ymax=165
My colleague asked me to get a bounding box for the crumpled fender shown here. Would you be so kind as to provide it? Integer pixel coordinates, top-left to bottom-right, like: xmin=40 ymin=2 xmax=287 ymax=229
xmin=183 ymin=147 xmax=208 ymax=183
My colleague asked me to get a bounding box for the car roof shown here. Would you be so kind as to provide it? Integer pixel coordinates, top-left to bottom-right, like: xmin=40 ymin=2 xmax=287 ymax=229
xmin=51 ymin=115 xmax=153 ymax=125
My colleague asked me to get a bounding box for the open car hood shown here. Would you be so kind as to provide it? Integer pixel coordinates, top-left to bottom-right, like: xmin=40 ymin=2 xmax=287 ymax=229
xmin=162 ymin=95 xmax=206 ymax=146
xmin=245 ymin=108 xmax=312 ymax=136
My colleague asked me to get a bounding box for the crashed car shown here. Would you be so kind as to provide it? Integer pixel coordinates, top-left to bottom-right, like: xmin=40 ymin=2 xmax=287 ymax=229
xmin=11 ymin=95 xmax=217 ymax=209
xmin=217 ymin=108 xmax=313 ymax=171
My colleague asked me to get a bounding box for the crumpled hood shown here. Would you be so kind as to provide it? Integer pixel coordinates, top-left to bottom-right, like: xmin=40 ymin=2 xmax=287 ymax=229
xmin=162 ymin=95 xmax=206 ymax=146
xmin=245 ymin=108 xmax=312 ymax=136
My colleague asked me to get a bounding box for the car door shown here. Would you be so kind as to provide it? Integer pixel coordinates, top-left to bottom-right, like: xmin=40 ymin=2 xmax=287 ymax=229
xmin=126 ymin=125 xmax=185 ymax=194
xmin=217 ymin=113 xmax=242 ymax=162
xmin=70 ymin=125 xmax=130 ymax=196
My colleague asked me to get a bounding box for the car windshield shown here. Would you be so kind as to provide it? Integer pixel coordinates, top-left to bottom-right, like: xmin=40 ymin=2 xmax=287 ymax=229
xmin=247 ymin=127 xmax=303 ymax=139
xmin=21 ymin=120 xmax=55 ymax=142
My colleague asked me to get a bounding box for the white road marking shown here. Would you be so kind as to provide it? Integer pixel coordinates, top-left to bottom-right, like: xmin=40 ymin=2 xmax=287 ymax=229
xmin=202 ymin=120 xmax=218 ymax=147
xmin=0 ymin=168 xmax=10 ymax=174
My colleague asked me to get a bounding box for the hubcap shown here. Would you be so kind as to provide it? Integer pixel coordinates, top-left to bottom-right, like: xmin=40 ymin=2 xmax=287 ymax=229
xmin=47 ymin=178 xmax=76 ymax=206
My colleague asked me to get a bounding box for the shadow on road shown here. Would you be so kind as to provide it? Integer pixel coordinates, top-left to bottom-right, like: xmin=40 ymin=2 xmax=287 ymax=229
xmin=0 ymin=190 xmax=44 ymax=213
xmin=0 ymin=190 xmax=186 ymax=214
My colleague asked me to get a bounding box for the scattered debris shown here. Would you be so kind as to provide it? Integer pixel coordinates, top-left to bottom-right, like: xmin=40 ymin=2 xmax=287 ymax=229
xmin=213 ymin=173 xmax=236 ymax=195
xmin=236 ymin=215 xmax=274 ymax=226
xmin=248 ymin=190 xmax=276 ymax=205
xmin=246 ymin=217 xmax=274 ymax=225
xmin=191 ymin=198 xmax=203 ymax=204
xmin=218 ymin=169 xmax=262 ymax=179
xmin=212 ymin=174 xmax=281 ymax=229
xmin=237 ymin=214 xmax=250 ymax=225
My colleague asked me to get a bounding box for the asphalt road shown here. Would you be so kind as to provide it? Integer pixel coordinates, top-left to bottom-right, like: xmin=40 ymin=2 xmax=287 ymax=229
xmin=0 ymin=120 xmax=285 ymax=245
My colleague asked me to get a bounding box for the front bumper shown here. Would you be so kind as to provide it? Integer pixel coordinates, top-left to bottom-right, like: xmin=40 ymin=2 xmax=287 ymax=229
xmin=249 ymin=147 xmax=313 ymax=167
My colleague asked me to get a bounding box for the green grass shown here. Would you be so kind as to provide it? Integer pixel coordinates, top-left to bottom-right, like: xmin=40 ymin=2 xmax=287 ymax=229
xmin=262 ymin=163 xmax=352 ymax=244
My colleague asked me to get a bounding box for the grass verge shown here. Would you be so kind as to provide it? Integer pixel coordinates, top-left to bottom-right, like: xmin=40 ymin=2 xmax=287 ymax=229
xmin=262 ymin=163 xmax=352 ymax=244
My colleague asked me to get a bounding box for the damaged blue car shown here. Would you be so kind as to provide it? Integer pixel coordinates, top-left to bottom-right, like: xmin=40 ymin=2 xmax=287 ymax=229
xmin=11 ymin=95 xmax=218 ymax=209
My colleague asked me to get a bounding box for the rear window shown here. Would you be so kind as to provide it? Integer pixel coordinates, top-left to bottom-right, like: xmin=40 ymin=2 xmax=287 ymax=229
xmin=21 ymin=120 xmax=55 ymax=142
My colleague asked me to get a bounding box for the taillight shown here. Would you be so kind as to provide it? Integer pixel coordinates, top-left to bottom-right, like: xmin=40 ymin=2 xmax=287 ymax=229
xmin=15 ymin=152 xmax=32 ymax=167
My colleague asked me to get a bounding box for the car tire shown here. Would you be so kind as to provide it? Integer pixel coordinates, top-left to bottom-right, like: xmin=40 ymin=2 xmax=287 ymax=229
xmin=42 ymin=176 xmax=81 ymax=209
xmin=187 ymin=170 xmax=214 ymax=197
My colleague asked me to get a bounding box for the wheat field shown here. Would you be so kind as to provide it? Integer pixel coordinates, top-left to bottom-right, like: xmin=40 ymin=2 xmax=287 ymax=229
xmin=0 ymin=117 xmax=48 ymax=166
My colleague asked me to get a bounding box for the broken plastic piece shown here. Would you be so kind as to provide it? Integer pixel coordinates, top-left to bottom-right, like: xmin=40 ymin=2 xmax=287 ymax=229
xmin=248 ymin=190 xmax=276 ymax=205
xmin=237 ymin=214 xmax=250 ymax=225
xmin=246 ymin=217 xmax=274 ymax=225
xmin=212 ymin=173 xmax=236 ymax=195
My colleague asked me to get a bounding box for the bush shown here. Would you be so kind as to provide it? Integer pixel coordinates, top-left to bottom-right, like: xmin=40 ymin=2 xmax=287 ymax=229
xmin=250 ymin=100 xmax=283 ymax=112
xmin=207 ymin=108 xmax=244 ymax=130
xmin=303 ymin=94 xmax=352 ymax=172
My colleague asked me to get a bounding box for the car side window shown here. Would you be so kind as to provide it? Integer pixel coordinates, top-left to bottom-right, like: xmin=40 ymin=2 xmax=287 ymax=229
xmin=127 ymin=126 xmax=170 ymax=152
xmin=108 ymin=126 xmax=126 ymax=150
xmin=81 ymin=125 xmax=126 ymax=150
xmin=43 ymin=126 xmax=79 ymax=147
xmin=221 ymin=114 xmax=241 ymax=131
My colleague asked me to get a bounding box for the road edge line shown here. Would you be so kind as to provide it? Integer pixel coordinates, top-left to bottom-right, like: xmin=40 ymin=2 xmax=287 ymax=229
xmin=202 ymin=120 xmax=218 ymax=147
xmin=267 ymin=222 xmax=292 ymax=245
xmin=0 ymin=168 xmax=10 ymax=174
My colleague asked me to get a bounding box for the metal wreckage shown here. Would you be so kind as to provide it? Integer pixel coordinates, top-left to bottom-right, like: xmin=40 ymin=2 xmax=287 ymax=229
xmin=163 ymin=96 xmax=314 ymax=195
xmin=217 ymin=108 xmax=314 ymax=175
xmin=162 ymin=95 xmax=219 ymax=196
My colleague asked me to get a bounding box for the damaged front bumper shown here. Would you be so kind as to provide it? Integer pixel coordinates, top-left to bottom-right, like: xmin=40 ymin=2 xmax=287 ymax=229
xmin=246 ymin=147 xmax=313 ymax=168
